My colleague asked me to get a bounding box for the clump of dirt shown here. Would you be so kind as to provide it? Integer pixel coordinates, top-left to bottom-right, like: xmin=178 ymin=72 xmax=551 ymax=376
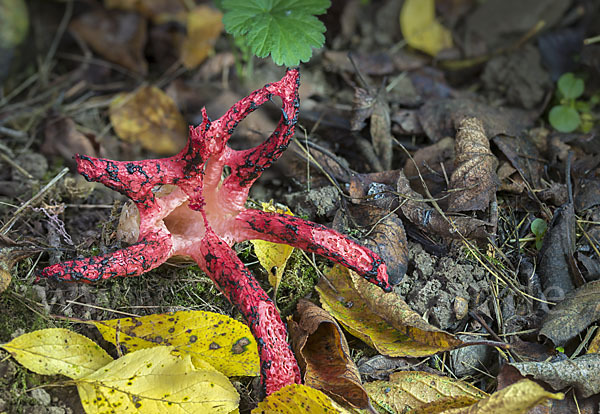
xmin=397 ymin=242 xmax=489 ymax=330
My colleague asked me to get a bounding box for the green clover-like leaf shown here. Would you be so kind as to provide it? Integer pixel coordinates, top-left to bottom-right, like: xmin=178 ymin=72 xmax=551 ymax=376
xmin=222 ymin=0 xmax=331 ymax=66
xmin=549 ymin=105 xmax=580 ymax=133
xmin=557 ymin=73 xmax=584 ymax=100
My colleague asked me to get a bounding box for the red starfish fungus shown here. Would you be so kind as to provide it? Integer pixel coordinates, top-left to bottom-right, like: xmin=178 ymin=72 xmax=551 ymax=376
xmin=38 ymin=69 xmax=391 ymax=394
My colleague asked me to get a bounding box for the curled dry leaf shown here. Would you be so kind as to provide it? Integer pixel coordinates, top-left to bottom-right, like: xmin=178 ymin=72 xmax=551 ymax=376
xmin=442 ymin=379 xmax=563 ymax=414
xmin=93 ymin=310 xmax=260 ymax=378
xmin=69 ymin=9 xmax=147 ymax=74
xmin=397 ymin=169 xmax=492 ymax=240
xmin=539 ymin=279 xmax=600 ymax=346
xmin=317 ymin=265 xmax=463 ymax=357
xmin=448 ymin=117 xmax=498 ymax=212
xmin=180 ymin=5 xmax=223 ymax=69
xmin=287 ymin=299 xmax=370 ymax=409
xmin=365 ymin=371 xmax=487 ymax=413
xmin=109 ymin=85 xmax=188 ymax=154
xmin=403 ymin=136 xmax=455 ymax=198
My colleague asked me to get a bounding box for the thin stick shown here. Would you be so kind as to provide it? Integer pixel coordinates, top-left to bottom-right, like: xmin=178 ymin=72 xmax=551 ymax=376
xmin=0 ymin=168 xmax=69 ymax=235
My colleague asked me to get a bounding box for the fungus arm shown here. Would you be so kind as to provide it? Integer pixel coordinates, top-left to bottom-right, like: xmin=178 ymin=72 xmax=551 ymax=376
xmin=38 ymin=231 xmax=173 ymax=282
xmin=235 ymin=209 xmax=392 ymax=292
xmin=193 ymin=230 xmax=301 ymax=395
xmin=223 ymin=69 xmax=300 ymax=188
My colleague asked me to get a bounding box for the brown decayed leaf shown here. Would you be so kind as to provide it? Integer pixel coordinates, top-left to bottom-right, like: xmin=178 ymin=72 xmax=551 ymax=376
xmin=180 ymin=6 xmax=223 ymax=69
xmin=540 ymin=280 xmax=600 ymax=346
xmin=104 ymin=0 xmax=186 ymax=24
xmin=345 ymin=204 xmax=408 ymax=285
xmin=418 ymin=98 xmax=533 ymax=143
xmin=365 ymin=371 xmax=487 ymax=413
xmin=511 ymin=354 xmax=600 ymax=398
xmin=317 ymin=265 xmax=463 ymax=357
xmin=370 ymin=97 xmax=393 ymax=171
xmin=69 ymin=9 xmax=147 ymax=74
xmin=288 ymin=299 xmax=370 ymax=409
xmin=42 ymin=116 xmax=100 ymax=166
xmin=448 ymin=118 xmax=498 ymax=212
xmin=442 ymin=379 xmax=563 ymax=414
xmin=492 ymin=134 xmax=544 ymax=190
xmin=403 ymin=136 xmax=455 ymax=198
xmin=537 ymin=202 xmax=580 ymax=302
xmin=397 ymin=170 xmax=492 ymax=240
xmin=109 ymin=85 xmax=187 ymax=154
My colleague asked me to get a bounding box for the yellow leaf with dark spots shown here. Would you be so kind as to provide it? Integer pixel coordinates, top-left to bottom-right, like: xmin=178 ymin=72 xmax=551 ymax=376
xmin=109 ymin=86 xmax=187 ymax=154
xmin=442 ymin=379 xmax=563 ymax=414
xmin=93 ymin=310 xmax=259 ymax=377
xmin=365 ymin=371 xmax=487 ymax=413
xmin=252 ymin=384 xmax=350 ymax=414
xmin=317 ymin=265 xmax=463 ymax=357
xmin=1 ymin=328 xmax=113 ymax=379
xmin=77 ymin=346 xmax=238 ymax=413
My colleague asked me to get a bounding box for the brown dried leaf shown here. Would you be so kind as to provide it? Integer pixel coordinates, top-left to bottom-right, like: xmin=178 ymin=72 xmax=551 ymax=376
xmin=540 ymin=280 xmax=600 ymax=346
xmin=493 ymin=134 xmax=544 ymax=190
xmin=511 ymin=354 xmax=600 ymax=398
xmin=288 ymin=299 xmax=370 ymax=409
xmin=180 ymin=6 xmax=223 ymax=69
xmin=323 ymin=51 xmax=396 ymax=75
xmin=403 ymin=136 xmax=455 ymax=197
xmin=42 ymin=116 xmax=100 ymax=166
xmin=370 ymin=98 xmax=393 ymax=171
xmin=109 ymin=86 xmax=187 ymax=154
xmin=346 ymin=204 xmax=408 ymax=285
xmin=538 ymin=203 xmax=580 ymax=301
xmin=448 ymin=117 xmax=498 ymax=212
xmin=418 ymin=98 xmax=533 ymax=142
xmin=69 ymin=9 xmax=147 ymax=74
xmin=397 ymin=170 xmax=492 ymax=240
xmin=443 ymin=379 xmax=563 ymax=414
xmin=104 ymin=0 xmax=186 ymax=24
xmin=365 ymin=371 xmax=487 ymax=413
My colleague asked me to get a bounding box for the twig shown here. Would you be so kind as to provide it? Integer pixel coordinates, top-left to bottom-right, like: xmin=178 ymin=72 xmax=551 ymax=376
xmin=0 ymin=168 xmax=69 ymax=235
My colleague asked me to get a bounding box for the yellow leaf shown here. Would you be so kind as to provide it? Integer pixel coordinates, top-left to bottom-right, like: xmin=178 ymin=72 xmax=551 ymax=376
xmin=250 ymin=202 xmax=295 ymax=295
xmin=316 ymin=265 xmax=462 ymax=357
xmin=252 ymin=384 xmax=350 ymax=414
xmin=180 ymin=5 xmax=223 ymax=69
xmin=1 ymin=328 xmax=113 ymax=379
xmin=400 ymin=0 xmax=453 ymax=56
xmin=442 ymin=379 xmax=563 ymax=414
xmin=365 ymin=371 xmax=487 ymax=413
xmin=109 ymin=85 xmax=187 ymax=154
xmin=76 ymin=346 xmax=239 ymax=414
xmin=93 ymin=310 xmax=259 ymax=377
